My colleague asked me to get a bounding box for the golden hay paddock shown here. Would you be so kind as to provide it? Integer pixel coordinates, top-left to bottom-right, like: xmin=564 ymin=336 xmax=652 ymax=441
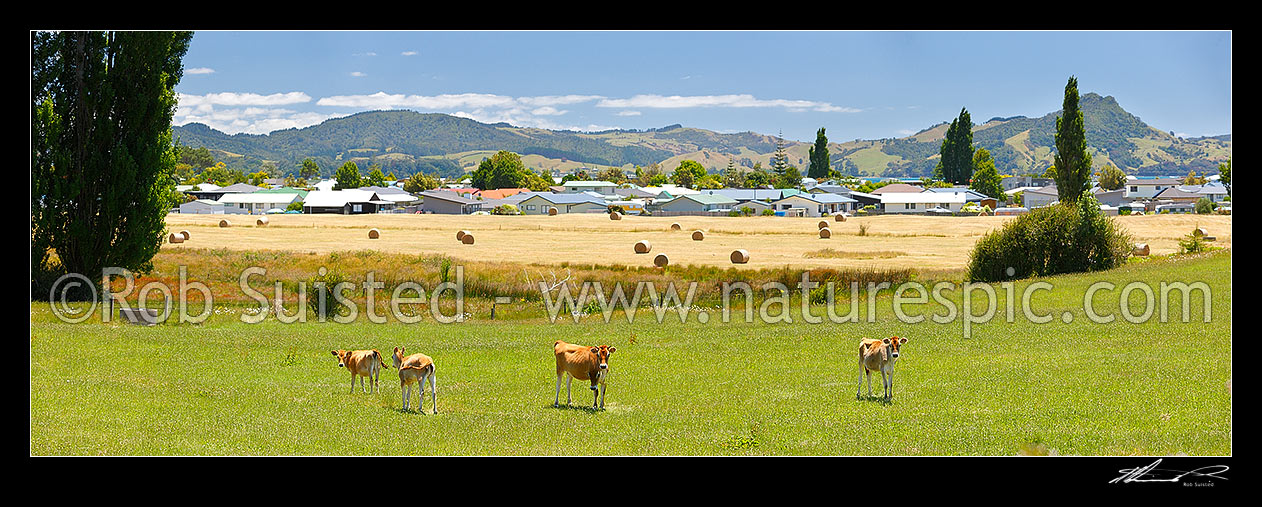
xmin=163 ymin=213 xmax=1232 ymax=271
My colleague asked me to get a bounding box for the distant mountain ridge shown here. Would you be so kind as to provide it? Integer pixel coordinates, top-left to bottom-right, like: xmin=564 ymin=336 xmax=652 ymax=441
xmin=171 ymin=92 xmax=1230 ymax=179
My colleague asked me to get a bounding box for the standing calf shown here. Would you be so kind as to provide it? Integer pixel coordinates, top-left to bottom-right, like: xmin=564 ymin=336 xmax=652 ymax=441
xmin=331 ymin=349 xmax=388 ymax=394
xmin=553 ymin=340 xmax=615 ymax=409
xmin=391 ymin=346 xmax=437 ymax=414
xmin=856 ymin=336 xmax=908 ymax=401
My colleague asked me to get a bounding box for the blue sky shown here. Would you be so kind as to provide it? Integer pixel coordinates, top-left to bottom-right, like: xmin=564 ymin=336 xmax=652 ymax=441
xmin=174 ymin=31 xmax=1232 ymax=142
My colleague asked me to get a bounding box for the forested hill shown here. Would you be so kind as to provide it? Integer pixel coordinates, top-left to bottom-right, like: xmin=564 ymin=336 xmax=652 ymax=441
xmin=171 ymin=93 xmax=1230 ymax=178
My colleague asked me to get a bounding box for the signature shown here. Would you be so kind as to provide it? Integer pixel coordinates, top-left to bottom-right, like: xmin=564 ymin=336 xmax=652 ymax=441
xmin=1110 ymin=459 xmax=1229 ymax=484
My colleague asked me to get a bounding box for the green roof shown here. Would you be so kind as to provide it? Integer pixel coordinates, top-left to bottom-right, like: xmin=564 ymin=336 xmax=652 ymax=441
xmin=255 ymin=187 xmax=309 ymax=198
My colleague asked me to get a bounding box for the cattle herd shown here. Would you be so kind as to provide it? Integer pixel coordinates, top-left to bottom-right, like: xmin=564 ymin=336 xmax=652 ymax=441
xmin=330 ymin=336 xmax=910 ymax=413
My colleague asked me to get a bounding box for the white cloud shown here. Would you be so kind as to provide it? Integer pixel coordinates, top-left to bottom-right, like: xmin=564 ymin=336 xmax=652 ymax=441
xmin=531 ymin=106 xmax=567 ymax=116
xmin=594 ymin=94 xmax=858 ymax=113
xmin=350 ymin=71 xmax=367 ymax=77
xmin=352 ymin=52 xmax=377 ymax=57
xmin=401 ymin=51 xmax=418 ymax=56
xmin=174 ymin=103 xmax=351 ymax=135
xmin=177 ymin=91 xmax=312 ymax=107
xmin=616 ymin=110 xmax=642 ymax=116
xmin=186 ymin=67 xmax=215 ymax=75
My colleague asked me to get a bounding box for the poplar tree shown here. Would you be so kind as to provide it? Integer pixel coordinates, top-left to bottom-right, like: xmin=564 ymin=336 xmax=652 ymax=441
xmin=32 ymin=31 xmax=193 ymax=299
xmin=807 ymin=127 xmax=830 ymax=179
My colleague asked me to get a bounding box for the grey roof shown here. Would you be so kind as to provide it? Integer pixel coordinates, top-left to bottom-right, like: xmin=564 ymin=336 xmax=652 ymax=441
xmin=699 ymin=188 xmax=791 ymax=201
xmin=1129 ymin=178 xmax=1183 ymax=186
xmin=615 ymin=187 xmax=657 ymax=198
xmin=519 ymin=192 xmax=607 ymax=205
xmin=1153 ymin=187 xmax=1206 ymax=199
xmin=811 ymin=185 xmax=854 ymax=195
xmin=216 ymin=183 xmax=262 ymax=193
xmin=361 ymin=185 xmax=411 ymax=195
xmin=925 ymin=187 xmax=991 ymax=201
xmin=419 ymin=190 xmax=483 ymax=204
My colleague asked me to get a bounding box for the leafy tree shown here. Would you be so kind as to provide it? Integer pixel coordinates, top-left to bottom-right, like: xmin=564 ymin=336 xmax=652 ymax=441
xmin=1053 ymin=76 xmax=1093 ymax=202
xmin=1042 ymin=165 xmax=1057 ymax=179
xmin=596 ymin=166 xmax=627 ymax=185
xmin=249 ymin=171 xmax=270 ymax=186
xmin=299 ymin=158 xmax=320 ymax=180
xmin=285 ymin=201 xmax=303 ymax=212
xmin=334 ymin=161 xmax=364 ymax=190
xmin=32 ymin=30 xmax=193 ymax=299
xmin=366 ymin=164 xmax=387 ymax=187
xmin=807 ymin=127 xmax=830 ymax=179
xmin=1181 ymin=169 xmax=1206 ymax=186
xmin=403 ymin=172 xmax=441 ymax=193
xmin=695 ymin=173 xmax=724 ymax=189
xmin=774 ymin=166 xmax=803 ymax=189
xmin=937 ymin=108 xmax=974 ymax=184
xmin=470 ymin=150 xmax=534 ymax=190
xmin=1218 ymin=159 xmax=1230 ymax=196
xmin=671 ymin=160 xmax=708 ymax=189
xmin=1097 ymin=164 xmax=1126 ymax=191
xmin=1195 ymin=197 xmax=1215 ymax=214
xmin=969 ymin=148 xmax=1003 ymax=199
xmin=633 ymin=164 xmax=664 ymax=187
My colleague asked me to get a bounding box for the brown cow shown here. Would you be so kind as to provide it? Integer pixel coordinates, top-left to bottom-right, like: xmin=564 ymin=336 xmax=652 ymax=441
xmin=856 ymin=336 xmax=908 ymax=401
xmin=331 ymin=349 xmax=389 ymax=394
xmin=391 ymin=346 xmax=437 ymax=414
xmin=553 ymin=340 xmax=616 ymax=409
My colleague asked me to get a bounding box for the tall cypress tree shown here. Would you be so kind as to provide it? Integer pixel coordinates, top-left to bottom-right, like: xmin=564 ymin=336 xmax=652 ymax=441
xmin=1053 ymin=76 xmax=1092 ymax=202
xmin=936 ymin=108 xmax=973 ymax=184
xmin=807 ymin=127 xmax=830 ymax=179
xmin=32 ymin=31 xmax=193 ymax=299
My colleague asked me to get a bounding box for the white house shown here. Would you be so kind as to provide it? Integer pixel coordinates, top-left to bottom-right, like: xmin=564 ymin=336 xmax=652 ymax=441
xmin=515 ymin=192 xmax=608 ymax=215
xmin=559 ymin=180 xmax=619 ymax=197
xmin=178 ymin=199 xmax=245 ymax=215
xmin=303 ymin=190 xmax=389 ymax=214
xmin=217 ymin=192 xmax=303 ymax=214
xmin=879 ymin=192 xmax=967 ymax=214
xmin=1021 ymin=186 xmax=1060 ymax=209
xmin=1124 ymin=177 xmax=1183 ymax=199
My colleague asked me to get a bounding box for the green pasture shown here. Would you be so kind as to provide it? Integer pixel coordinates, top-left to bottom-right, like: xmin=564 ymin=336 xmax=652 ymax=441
xmin=30 ymin=251 xmax=1231 ymax=455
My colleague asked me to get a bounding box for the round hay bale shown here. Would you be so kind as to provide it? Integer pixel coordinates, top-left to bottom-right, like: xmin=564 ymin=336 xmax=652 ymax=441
xmin=168 ymin=233 xmax=184 ymax=244
xmin=609 ymin=212 xmax=622 ymax=221
xmin=548 ymin=207 xmax=558 ymax=216
xmin=634 ymin=240 xmax=652 ymax=254
xmin=218 ymin=219 xmax=231 ymax=228
xmin=730 ymin=249 xmax=750 ymax=264
xmin=819 ymin=227 xmax=832 ymax=239
xmin=368 ymin=228 xmax=381 ymax=239
xmin=1193 ymin=227 xmax=1208 ymax=237
xmin=179 ymin=230 xmax=191 ymax=240
xmin=834 ymin=214 xmax=847 ymax=222
xmin=691 ymin=230 xmax=705 ymax=241
xmin=818 ymin=220 xmax=829 ymax=229
xmin=461 ymin=233 xmax=475 ymax=245
xmin=256 ymin=216 xmax=269 ymax=226
xmin=653 ymin=254 xmax=669 ymax=268
xmin=1132 ymin=243 xmax=1150 ymax=256
xmin=456 ymin=230 xmax=469 ymax=241
xmin=670 ymin=222 xmax=682 ymax=231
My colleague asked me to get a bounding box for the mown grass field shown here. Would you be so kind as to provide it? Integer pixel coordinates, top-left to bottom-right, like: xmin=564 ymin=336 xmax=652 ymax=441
xmin=162 ymin=213 xmax=1232 ymax=272
xmin=30 ymin=250 xmax=1231 ymax=455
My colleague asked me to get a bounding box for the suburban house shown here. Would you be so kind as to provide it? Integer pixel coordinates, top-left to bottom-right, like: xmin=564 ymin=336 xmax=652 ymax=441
xmin=178 ymin=199 xmax=244 ymax=215
xmin=657 ymin=194 xmax=740 ymax=214
xmin=558 ymin=180 xmax=619 ymax=197
xmin=879 ymin=192 xmax=967 ymax=214
xmin=1155 ymin=202 xmax=1195 ymax=214
xmin=362 ymin=186 xmax=421 ymax=206
xmin=1173 ymin=183 xmax=1229 ymax=203
xmin=614 ymin=186 xmax=661 ymax=202
xmin=1001 ymin=176 xmax=1054 ymax=191
xmin=771 ymin=192 xmax=857 ymax=216
xmin=808 ymin=184 xmax=854 ymax=196
xmin=1090 ymin=188 xmax=1127 ymax=207
xmin=925 ymin=187 xmax=998 ymax=209
xmin=1124 ymin=178 xmax=1183 ymax=199
xmin=1153 ymin=186 xmax=1208 ymax=204
xmin=476 ymin=188 xmax=530 ymax=200
xmin=1022 ymin=186 xmax=1060 ymax=209
xmin=302 ymin=190 xmax=390 ymax=214
xmin=870 ymin=183 xmax=924 ymax=195
xmin=185 ymin=182 xmax=260 ymax=201
xmin=418 ymin=190 xmax=484 ymax=214
xmin=515 ymin=192 xmax=608 ymax=215
xmin=217 ymin=192 xmax=303 ymax=214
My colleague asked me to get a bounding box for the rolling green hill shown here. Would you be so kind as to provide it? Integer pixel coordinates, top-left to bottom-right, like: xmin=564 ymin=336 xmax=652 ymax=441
xmin=171 ymin=93 xmax=1231 ymax=179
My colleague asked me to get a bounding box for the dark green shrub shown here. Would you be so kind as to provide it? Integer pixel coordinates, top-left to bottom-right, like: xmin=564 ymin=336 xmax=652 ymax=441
xmin=1195 ymin=197 xmax=1215 ymax=214
xmin=967 ymin=191 xmax=1131 ymax=282
xmin=308 ymin=270 xmax=351 ymax=318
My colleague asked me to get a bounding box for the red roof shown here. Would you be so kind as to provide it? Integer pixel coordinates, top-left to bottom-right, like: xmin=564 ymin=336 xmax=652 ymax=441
xmin=476 ymin=188 xmax=529 ymax=200
xmin=447 ymin=187 xmax=479 ymax=195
